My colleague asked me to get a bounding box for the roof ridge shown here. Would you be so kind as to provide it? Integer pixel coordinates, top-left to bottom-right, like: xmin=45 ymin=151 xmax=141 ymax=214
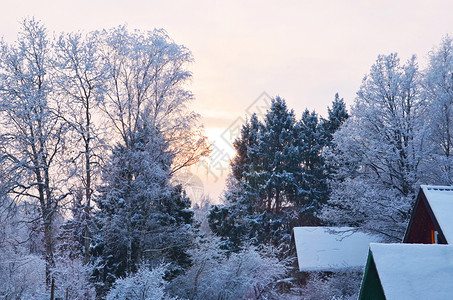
xmin=421 ymin=185 xmax=453 ymax=191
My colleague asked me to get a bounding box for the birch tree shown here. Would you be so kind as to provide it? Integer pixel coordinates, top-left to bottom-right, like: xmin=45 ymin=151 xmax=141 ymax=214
xmin=92 ymin=26 xmax=207 ymax=296
xmin=0 ymin=18 xmax=69 ymax=285
xmin=99 ymin=26 xmax=210 ymax=172
xmin=53 ymin=30 xmax=107 ymax=264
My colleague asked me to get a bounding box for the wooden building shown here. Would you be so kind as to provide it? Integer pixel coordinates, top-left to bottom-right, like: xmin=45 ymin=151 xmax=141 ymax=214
xmin=293 ymin=227 xmax=379 ymax=271
xmin=403 ymin=185 xmax=453 ymax=244
xmin=358 ymin=243 xmax=453 ymax=300
xmin=359 ymin=185 xmax=453 ymax=299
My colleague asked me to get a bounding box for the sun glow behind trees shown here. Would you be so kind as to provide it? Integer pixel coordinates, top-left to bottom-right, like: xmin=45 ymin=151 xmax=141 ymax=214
xmin=1 ymin=15 xmax=453 ymax=300
xmin=0 ymin=18 xmax=211 ymax=298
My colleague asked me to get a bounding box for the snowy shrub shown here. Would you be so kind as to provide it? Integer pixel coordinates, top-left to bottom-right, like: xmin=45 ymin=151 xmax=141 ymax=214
xmin=0 ymin=253 xmax=47 ymax=300
xmin=168 ymin=236 xmax=288 ymax=300
xmin=51 ymin=255 xmax=96 ymax=299
xmin=0 ymin=197 xmax=48 ymax=299
xmin=106 ymin=264 xmax=173 ymax=300
xmin=298 ymin=269 xmax=363 ymax=300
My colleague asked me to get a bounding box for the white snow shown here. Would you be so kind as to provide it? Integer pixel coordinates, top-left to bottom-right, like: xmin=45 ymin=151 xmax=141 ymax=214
xmin=293 ymin=227 xmax=379 ymax=271
xmin=421 ymin=185 xmax=453 ymax=243
xmin=370 ymin=243 xmax=453 ymax=300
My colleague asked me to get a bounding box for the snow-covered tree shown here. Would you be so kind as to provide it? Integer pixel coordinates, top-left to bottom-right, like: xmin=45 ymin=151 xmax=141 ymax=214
xmin=320 ymin=94 xmax=349 ymax=201
xmin=0 ymin=252 xmax=47 ymax=300
xmin=259 ymin=97 xmax=301 ymax=214
xmin=53 ymin=30 xmax=108 ymax=265
xmin=322 ymin=53 xmax=425 ymax=240
xmin=210 ymin=97 xmax=332 ymax=251
xmin=0 ymin=193 xmax=48 ymax=299
xmin=90 ymin=26 xmax=207 ymax=296
xmin=296 ymin=109 xmax=328 ymax=222
xmin=321 ymin=93 xmax=349 ymax=146
xmin=0 ymin=18 xmax=70 ymax=285
xmin=99 ymin=26 xmax=210 ymax=174
xmin=422 ymin=35 xmax=453 ymax=184
xmin=210 ymin=98 xmax=302 ymax=250
xmin=296 ymin=270 xmax=362 ymax=300
xmin=51 ymin=255 xmax=96 ymax=300
xmin=0 ymin=19 xmax=210 ymax=299
xmin=93 ymin=120 xmax=194 ymax=296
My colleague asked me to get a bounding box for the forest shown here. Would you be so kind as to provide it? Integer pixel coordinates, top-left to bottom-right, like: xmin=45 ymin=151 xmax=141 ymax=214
xmin=1 ymin=18 xmax=453 ymax=299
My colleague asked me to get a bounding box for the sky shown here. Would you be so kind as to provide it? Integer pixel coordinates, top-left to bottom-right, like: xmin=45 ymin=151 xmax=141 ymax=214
xmin=1 ymin=0 xmax=453 ymax=202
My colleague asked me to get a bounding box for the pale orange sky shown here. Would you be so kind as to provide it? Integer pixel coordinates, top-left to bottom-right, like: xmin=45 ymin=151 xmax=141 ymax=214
xmin=1 ymin=0 xmax=453 ymax=202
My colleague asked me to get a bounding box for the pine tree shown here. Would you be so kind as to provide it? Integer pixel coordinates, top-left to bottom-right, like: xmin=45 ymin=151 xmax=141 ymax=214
xmin=322 ymin=93 xmax=349 ymax=146
xmin=209 ymin=114 xmax=262 ymax=251
xmin=259 ymin=97 xmax=300 ymax=214
xmin=209 ymin=97 xmax=305 ymax=251
xmin=93 ymin=123 xmax=193 ymax=296
xmin=296 ymin=109 xmax=328 ymax=224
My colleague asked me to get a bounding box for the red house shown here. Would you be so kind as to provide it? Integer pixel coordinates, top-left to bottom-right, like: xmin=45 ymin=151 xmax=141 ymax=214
xmin=403 ymin=185 xmax=453 ymax=244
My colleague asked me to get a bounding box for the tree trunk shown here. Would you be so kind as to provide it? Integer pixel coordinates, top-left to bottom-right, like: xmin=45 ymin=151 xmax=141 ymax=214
xmin=126 ymin=218 xmax=132 ymax=274
xmin=44 ymin=218 xmax=55 ymax=286
xmin=83 ymin=101 xmax=92 ymax=265
xmin=50 ymin=277 xmax=55 ymax=300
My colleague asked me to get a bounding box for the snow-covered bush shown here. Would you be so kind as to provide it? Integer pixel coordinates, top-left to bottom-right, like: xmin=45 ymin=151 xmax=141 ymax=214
xmin=297 ymin=269 xmax=363 ymax=300
xmin=169 ymin=236 xmax=288 ymax=299
xmin=51 ymin=255 xmax=96 ymax=299
xmin=106 ymin=264 xmax=173 ymax=300
xmin=0 ymin=252 xmax=47 ymax=300
xmin=0 ymin=197 xmax=47 ymax=299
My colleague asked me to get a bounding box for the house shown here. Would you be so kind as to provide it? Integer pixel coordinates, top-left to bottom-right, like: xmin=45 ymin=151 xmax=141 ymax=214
xmin=358 ymin=243 xmax=453 ymax=300
xmin=403 ymin=185 xmax=453 ymax=244
xmin=293 ymin=227 xmax=379 ymax=271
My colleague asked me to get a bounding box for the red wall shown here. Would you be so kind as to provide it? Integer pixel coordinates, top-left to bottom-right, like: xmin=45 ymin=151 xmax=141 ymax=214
xmin=405 ymin=197 xmax=438 ymax=244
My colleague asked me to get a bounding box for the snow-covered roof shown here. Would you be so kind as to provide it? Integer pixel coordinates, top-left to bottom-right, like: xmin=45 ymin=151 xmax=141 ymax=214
xmin=421 ymin=185 xmax=453 ymax=243
xmin=293 ymin=227 xmax=379 ymax=271
xmin=370 ymin=243 xmax=453 ymax=300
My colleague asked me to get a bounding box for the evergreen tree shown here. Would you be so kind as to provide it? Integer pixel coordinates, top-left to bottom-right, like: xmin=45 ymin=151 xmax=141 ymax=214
xmin=231 ymin=113 xmax=262 ymax=212
xmin=88 ymin=25 xmax=207 ymax=297
xmin=296 ymin=109 xmax=328 ymax=224
xmin=259 ymin=97 xmax=301 ymax=214
xmin=209 ymin=114 xmax=263 ymax=250
xmin=93 ymin=123 xmax=193 ymax=296
xmin=210 ymin=96 xmax=352 ymax=251
xmin=209 ymin=97 xmax=308 ymax=251
xmin=209 ymin=114 xmax=262 ymax=251
xmin=322 ymin=93 xmax=349 ymax=146
xmin=317 ymin=93 xmax=349 ymax=210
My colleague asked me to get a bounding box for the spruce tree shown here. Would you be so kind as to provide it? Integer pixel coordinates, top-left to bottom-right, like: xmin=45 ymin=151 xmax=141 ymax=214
xmin=259 ymin=97 xmax=300 ymax=214
xmin=209 ymin=114 xmax=262 ymax=251
xmin=296 ymin=110 xmax=328 ymax=224
xmin=93 ymin=124 xmax=193 ymax=296
xmin=209 ymin=96 xmax=345 ymax=250
xmin=209 ymin=97 xmax=303 ymax=250
xmin=322 ymin=93 xmax=349 ymax=146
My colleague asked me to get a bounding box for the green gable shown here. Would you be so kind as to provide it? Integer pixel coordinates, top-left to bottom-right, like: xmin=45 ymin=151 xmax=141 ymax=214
xmin=358 ymin=250 xmax=386 ymax=300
